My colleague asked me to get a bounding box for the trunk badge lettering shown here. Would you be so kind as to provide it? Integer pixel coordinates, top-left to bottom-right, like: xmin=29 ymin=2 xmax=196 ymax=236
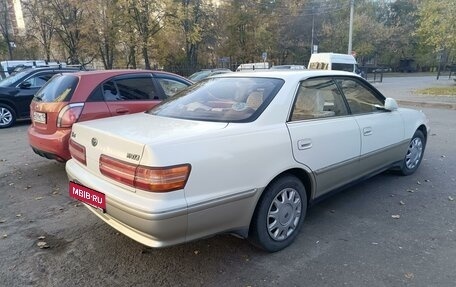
xmin=127 ymin=153 xmax=140 ymax=161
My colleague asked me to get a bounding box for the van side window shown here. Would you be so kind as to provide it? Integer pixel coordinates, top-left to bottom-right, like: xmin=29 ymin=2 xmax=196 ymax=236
xmin=332 ymin=63 xmax=355 ymax=72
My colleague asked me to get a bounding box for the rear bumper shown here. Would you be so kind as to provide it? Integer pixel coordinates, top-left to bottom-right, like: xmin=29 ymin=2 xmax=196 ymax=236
xmin=65 ymin=159 xmax=188 ymax=248
xmin=28 ymin=126 xmax=71 ymax=161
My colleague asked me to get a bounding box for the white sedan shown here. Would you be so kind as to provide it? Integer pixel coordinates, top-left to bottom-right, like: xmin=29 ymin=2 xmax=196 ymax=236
xmin=66 ymin=70 xmax=429 ymax=252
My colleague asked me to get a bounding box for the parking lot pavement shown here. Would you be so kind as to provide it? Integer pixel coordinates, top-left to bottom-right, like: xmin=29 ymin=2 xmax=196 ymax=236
xmin=1 ymin=110 xmax=456 ymax=286
xmin=374 ymin=76 xmax=456 ymax=110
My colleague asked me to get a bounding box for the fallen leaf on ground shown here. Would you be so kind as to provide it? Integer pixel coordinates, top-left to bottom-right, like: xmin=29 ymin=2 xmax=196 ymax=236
xmin=417 ymin=181 xmax=421 ymax=185
xmin=35 ymin=197 xmax=43 ymax=200
xmin=37 ymin=241 xmax=50 ymax=249
xmin=399 ymin=201 xmax=405 ymax=205
xmin=16 ymin=214 xmax=22 ymax=218
xmin=2 ymin=234 xmax=7 ymax=239
xmin=404 ymin=272 xmax=414 ymax=279
xmin=407 ymin=189 xmax=415 ymax=193
xmin=391 ymin=215 xmax=401 ymax=219
xmin=449 ymin=196 xmax=454 ymax=201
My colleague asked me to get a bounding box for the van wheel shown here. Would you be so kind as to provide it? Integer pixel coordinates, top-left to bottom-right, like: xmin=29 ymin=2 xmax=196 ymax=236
xmin=249 ymin=175 xmax=307 ymax=252
xmin=0 ymin=104 xmax=16 ymax=128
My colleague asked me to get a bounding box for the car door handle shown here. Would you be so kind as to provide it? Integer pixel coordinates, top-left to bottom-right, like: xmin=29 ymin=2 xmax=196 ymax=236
xmin=297 ymin=139 xmax=312 ymax=150
xmin=115 ymin=108 xmax=129 ymax=114
xmin=363 ymin=127 xmax=373 ymax=136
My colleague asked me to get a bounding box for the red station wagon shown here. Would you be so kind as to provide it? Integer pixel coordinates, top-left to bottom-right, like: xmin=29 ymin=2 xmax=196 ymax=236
xmin=28 ymin=70 xmax=192 ymax=162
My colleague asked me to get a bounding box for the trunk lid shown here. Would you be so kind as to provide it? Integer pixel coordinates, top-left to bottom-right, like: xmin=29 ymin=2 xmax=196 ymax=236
xmin=70 ymin=113 xmax=228 ymax=191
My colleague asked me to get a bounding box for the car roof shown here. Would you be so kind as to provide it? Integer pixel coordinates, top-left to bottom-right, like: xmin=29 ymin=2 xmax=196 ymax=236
xmin=67 ymin=69 xmax=191 ymax=84
xmin=22 ymin=66 xmax=83 ymax=72
xmin=73 ymin=69 xmax=184 ymax=78
xmin=212 ymin=69 xmax=358 ymax=81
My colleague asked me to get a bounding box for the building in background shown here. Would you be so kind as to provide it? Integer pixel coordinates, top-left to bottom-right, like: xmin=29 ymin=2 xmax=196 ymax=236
xmin=0 ymin=0 xmax=25 ymax=36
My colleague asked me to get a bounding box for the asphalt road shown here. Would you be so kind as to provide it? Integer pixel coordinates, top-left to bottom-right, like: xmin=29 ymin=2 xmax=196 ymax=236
xmin=1 ymin=86 xmax=455 ymax=286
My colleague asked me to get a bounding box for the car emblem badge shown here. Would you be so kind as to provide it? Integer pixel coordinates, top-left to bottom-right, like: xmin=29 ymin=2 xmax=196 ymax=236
xmin=91 ymin=138 xmax=98 ymax=147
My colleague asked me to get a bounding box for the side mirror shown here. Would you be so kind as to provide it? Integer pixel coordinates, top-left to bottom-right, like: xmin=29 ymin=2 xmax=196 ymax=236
xmin=384 ymin=98 xmax=398 ymax=111
xmin=19 ymin=82 xmax=32 ymax=89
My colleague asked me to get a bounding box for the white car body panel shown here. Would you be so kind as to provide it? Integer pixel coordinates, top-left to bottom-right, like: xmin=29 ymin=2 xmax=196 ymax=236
xmin=66 ymin=70 xmax=430 ymax=248
xmin=354 ymin=111 xmax=404 ymax=155
xmin=287 ymin=116 xmax=361 ymax=196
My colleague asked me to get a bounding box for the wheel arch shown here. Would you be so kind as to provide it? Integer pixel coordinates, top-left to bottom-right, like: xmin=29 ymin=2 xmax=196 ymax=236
xmin=247 ymin=167 xmax=314 ymax=251
xmin=261 ymin=167 xmax=314 ymax=207
xmin=0 ymin=99 xmax=17 ymax=115
xmin=417 ymin=124 xmax=427 ymax=142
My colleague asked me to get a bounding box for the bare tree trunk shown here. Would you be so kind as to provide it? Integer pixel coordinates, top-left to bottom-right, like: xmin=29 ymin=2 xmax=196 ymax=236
xmin=142 ymin=44 xmax=151 ymax=70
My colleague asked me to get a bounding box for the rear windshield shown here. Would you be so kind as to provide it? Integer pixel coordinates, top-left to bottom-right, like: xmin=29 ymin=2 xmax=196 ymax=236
xmin=149 ymin=77 xmax=284 ymax=123
xmin=33 ymin=74 xmax=79 ymax=102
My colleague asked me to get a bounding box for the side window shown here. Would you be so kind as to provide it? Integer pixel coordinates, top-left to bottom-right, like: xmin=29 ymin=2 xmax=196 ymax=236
xmin=23 ymin=73 xmax=54 ymax=88
xmin=290 ymin=78 xmax=348 ymax=121
xmin=156 ymin=78 xmax=189 ymax=98
xmin=336 ymin=78 xmax=384 ymax=114
xmin=116 ymin=77 xmax=158 ymax=101
xmin=102 ymin=81 xmax=119 ymax=101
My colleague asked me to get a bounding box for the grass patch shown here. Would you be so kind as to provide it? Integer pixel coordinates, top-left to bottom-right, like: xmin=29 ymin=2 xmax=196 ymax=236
xmin=415 ymin=86 xmax=456 ymax=96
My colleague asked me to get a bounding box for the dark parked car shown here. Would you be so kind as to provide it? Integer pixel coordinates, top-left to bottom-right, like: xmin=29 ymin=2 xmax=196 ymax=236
xmin=0 ymin=66 xmax=84 ymax=128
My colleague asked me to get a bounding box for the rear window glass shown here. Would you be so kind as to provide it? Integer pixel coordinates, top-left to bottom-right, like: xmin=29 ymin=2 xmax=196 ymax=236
xmin=33 ymin=74 xmax=79 ymax=102
xmin=149 ymin=77 xmax=284 ymax=123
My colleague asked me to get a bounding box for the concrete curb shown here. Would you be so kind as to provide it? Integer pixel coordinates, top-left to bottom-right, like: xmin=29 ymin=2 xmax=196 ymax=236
xmin=397 ymin=100 xmax=456 ymax=110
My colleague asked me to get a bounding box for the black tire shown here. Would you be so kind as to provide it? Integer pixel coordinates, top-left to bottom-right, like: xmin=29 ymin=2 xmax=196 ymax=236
xmin=0 ymin=103 xmax=16 ymax=129
xmin=249 ymin=175 xmax=307 ymax=252
xmin=399 ymin=130 xmax=426 ymax=176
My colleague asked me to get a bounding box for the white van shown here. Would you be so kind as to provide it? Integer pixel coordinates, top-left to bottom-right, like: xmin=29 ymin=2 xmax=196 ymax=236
xmin=236 ymin=62 xmax=269 ymax=71
xmin=0 ymin=60 xmax=64 ymax=79
xmin=308 ymin=53 xmax=360 ymax=74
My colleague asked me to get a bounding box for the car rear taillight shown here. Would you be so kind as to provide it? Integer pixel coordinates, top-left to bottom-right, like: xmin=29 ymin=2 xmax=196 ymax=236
xmin=99 ymin=154 xmax=191 ymax=192
xmin=57 ymin=103 xmax=84 ymax=128
xmin=69 ymin=139 xmax=86 ymax=165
